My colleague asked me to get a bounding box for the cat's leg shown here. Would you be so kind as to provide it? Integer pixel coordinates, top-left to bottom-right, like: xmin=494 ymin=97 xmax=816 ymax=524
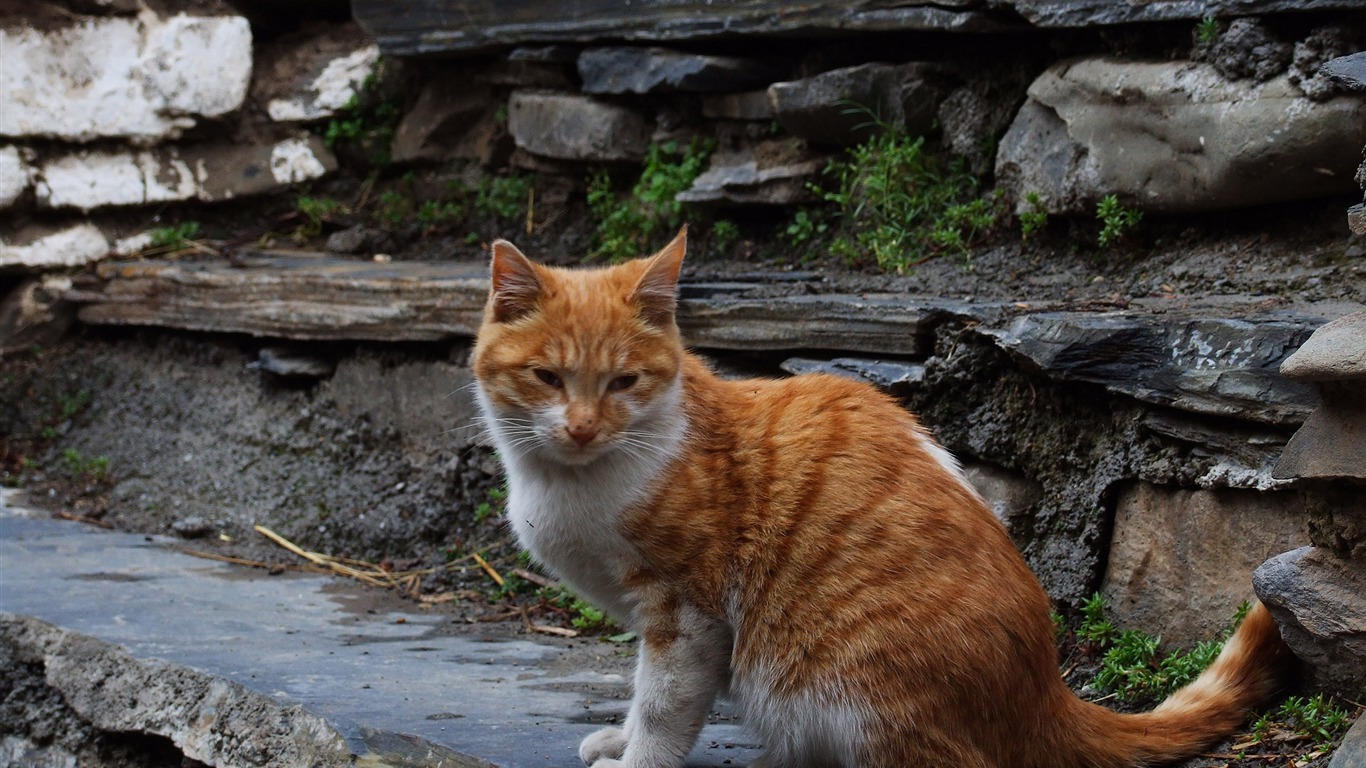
xmin=583 ymin=601 xmax=731 ymax=768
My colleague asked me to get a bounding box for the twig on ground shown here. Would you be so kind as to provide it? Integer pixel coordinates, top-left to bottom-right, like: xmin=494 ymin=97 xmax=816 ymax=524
xmin=522 ymin=606 xmax=579 ymax=638
xmin=472 ymin=551 xmax=505 ymax=587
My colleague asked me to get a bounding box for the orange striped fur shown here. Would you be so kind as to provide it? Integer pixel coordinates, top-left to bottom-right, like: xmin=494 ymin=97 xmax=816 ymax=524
xmin=471 ymin=229 xmax=1294 ymax=768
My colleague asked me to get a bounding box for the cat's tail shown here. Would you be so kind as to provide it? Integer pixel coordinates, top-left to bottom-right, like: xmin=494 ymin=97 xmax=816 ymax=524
xmin=1059 ymin=600 xmax=1296 ymax=767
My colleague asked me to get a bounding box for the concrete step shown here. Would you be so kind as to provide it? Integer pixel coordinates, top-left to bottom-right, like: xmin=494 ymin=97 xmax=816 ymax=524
xmin=0 ymin=491 xmax=758 ymax=768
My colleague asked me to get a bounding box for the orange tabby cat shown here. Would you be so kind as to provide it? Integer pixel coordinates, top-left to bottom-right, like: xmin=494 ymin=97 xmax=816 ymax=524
xmin=471 ymin=228 xmax=1293 ymax=768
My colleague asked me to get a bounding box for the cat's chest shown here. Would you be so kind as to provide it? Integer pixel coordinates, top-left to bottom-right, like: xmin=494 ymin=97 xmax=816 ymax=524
xmin=505 ymin=466 xmax=645 ymax=621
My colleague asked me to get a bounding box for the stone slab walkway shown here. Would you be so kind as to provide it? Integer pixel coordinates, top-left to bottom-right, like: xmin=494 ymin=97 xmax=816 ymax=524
xmin=0 ymin=491 xmax=759 ymax=767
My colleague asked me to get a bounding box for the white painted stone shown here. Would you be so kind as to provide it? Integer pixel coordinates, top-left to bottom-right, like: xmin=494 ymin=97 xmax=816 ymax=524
xmin=267 ymin=45 xmax=381 ymax=122
xmin=0 ymin=224 xmax=109 ymax=269
xmin=269 ymin=138 xmax=332 ymax=185
xmin=0 ymin=146 xmax=32 ymax=208
xmin=113 ymin=232 xmax=156 ymax=257
xmin=35 ymin=139 xmax=334 ymax=210
xmin=0 ymin=12 xmax=252 ymax=143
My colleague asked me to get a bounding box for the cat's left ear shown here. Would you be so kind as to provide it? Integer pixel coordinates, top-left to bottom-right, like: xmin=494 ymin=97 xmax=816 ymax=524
xmin=633 ymin=226 xmax=686 ymax=327
xmin=489 ymin=240 xmax=543 ymax=322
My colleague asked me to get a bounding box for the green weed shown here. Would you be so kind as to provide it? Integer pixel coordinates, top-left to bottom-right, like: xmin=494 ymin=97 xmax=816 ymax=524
xmin=784 ymin=209 xmax=829 ymax=247
xmin=710 ymin=219 xmax=741 ymax=255
xmin=474 ymin=485 xmax=507 ymax=525
xmin=1096 ymin=194 xmax=1143 ymax=248
xmin=1081 ymin=594 xmax=1248 ymax=704
xmin=61 ymin=448 xmax=110 ymax=482
xmin=1252 ymin=695 xmax=1353 ymax=750
xmin=148 ymin=222 xmax=201 ymax=250
xmin=375 ymin=189 xmax=413 ymax=225
xmin=1019 ymin=192 xmax=1049 ymax=242
xmin=588 ymin=138 xmax=714 ymax=263
xmin=417 ymin=199 xmax=464 ymax=225
xmin=474 ymin=174 xmax=532 ymax=220
xmin=320 ymin=68 xmax=401 ymax=168
xmin=541 ymin=584 xmax=614 ymax=631
xmin=816 ymin=129 xmax=1000 ymax=272
xmin=295 ymin=196 xmax=349 ymax=238
xmin=1196 ymin=16 xmax=1220 ymax=45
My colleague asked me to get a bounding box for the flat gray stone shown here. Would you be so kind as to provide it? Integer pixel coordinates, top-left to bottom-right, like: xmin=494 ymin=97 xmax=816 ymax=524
xmin=353 ymin=1 xmax=1004 ymax=57
xmin=578 ymin=47 xmax=788 ymax=95
xmin=507 ymin=91 xmax=650 ymax=162
xmin=1280 ymin=310 xmax=1366 ymax=382
xmin=701 ymin=91 xmax=774 ymax=121
xmin=0 ymin=499 xmax=760 ymax=767
xmin=984 ymin=310 xmax=1326 ymax=426
xmin=1323 ymin=52 xmax=1366 ymax=91
xmin=1009 ymin=0 xmax=1362 ymax=27
xmin=1253 ymin=546 xmax=1366 ymax=697
xmin=1274 ymin=391 xmax=1366 ymax=481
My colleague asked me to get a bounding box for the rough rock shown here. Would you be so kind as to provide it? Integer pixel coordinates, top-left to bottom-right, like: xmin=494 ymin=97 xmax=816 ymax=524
xmin=325 ymin=225 xmax=395 ymax=255
xmin=1330 ymin=714 xmax=1366 ymax=768
xmin=35 ymin=137 xmax=337 ymax=210
xmin=578 ymin=47 xmax=788 ymax=94
xmin=254 ymin=25 xmax=381 ymax=122
xmin=0 ymin=146 xmax=32 ymax=208
xmin=1102 ymin=482 xmax=1306 ymax=649
xmin=1253 ymin=546 xmax=1366 ymax=696
xmin=983 ymin=310 xmax=1323 ymax=426
xmin=0 ymin=614 xmax=356 ymax=767
xmin=701 ymin=91 xmax=775 ymax=121
xmin=0 ymin=12 xmax=252 ymax=142
xmin=960 ymin=462 xmax=1043 ymax=540
xmin=677 ymin=140 xmax=824 ymax=206
xmin=0 ymin=223 xmax=108 ymax=270
xmin=937 ymin=67 xmax=1034 ymax=175
xmin=1280 ymin=310 xmax=1366 ymax=382
xmin=1007 ymin=0 xmax=1361 ymax=27
xmin=252 ymin=346 xmax=337 ymax=379
xmin=768 ymin=63 xmax=948 ymax=146
xmin=1198 ymin=18 xmax=1292 ymax=82
xmin=1288 ymin=25 xmax=1363 ymax=100
xmin=996 ymin=58 xmax=1366 ymax=215
xmin=0 ymin=277 xmax=76 ymax=356
xmin=390 ymin=80 xmax=503 ymax=165
xmin=507 ymin=92 xmax=650 ymax=162
xmin=354 ymin=1 xmax=1003 ymax=57
xmin=779 ymin=356 xmax=926 ymax=395
xmin=170 ymin=516 xmax=215 ymax=539
xmin=1275 ymin=384 xmax=1366 ymax=482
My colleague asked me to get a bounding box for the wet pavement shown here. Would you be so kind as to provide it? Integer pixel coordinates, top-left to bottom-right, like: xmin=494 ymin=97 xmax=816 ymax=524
xmin=0 ymin=491 xmax=760 ymax=767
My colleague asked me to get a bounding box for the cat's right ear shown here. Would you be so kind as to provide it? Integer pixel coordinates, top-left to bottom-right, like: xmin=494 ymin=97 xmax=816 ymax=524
xmin=489 ymin=240 xmax=542 ymax=322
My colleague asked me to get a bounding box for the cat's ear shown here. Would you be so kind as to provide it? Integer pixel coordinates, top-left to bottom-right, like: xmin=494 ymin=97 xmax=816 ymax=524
xmin=633 ymin=226 xmax=686 ymax=327
xmin=489 ymin=240 xmax=543 ymax=322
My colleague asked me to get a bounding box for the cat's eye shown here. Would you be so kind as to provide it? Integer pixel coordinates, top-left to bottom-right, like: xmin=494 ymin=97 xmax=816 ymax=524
xmin=607 ymin=374 xmax=638 ymax=392
xmin=533 ymin=368 xmax=563 ymax=388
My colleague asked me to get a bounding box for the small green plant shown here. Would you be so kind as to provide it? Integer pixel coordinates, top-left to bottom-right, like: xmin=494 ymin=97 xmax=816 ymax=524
xmin=319 ymin=68 xmax=401 ymax=167
xmin=588 ymin=138 xmax=714 ymax=262
xmin=375 ymin=189 xmax=413 ymax=226
xmin=474 ymin=174 xmax=532 ymax=220
xmin=784 ymin=209 xmax=829 ymax=246
xmin=295 ymin=196 xmax=349 ymax=238
xmin=60 ymin=448 xmax=110 ymax=482
xmin=148 ymin=222 xmax=201 ymax=250
xmin=710 ymin=219 xmax=741 ymax=255
xmin=473 ymin=485 xmax=507 ymax=525
xmin=59 ymin=390 xmax=92 ymax=421
xmin=1096 ymin=194 xmax=1143 ymax=248
xmin=541 ymin=585 xmax=614 ymax=632
xmin=417 ymin=199 xmax=464 ymax=226
xmin=1019 ymin=192 xmax=1049 ymax=242
xmin=816 ymin=126 xmax=999 ymax=272
xmin=1081 ymin=594 xmax=1246 ymax=703
xmin=1253 ymin=695 xmax=1353 ymax=750
xmin=1195 ymin=15 xmax=1220 ymax=45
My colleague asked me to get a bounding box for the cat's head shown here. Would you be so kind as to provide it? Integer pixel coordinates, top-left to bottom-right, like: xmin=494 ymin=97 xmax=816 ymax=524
xmin=472 ymin=229 xmax=689 ymax=467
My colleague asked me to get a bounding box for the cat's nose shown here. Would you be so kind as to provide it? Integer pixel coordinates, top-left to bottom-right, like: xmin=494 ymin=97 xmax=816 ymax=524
xmin=567 ymin=425 xmax=599 ymax=447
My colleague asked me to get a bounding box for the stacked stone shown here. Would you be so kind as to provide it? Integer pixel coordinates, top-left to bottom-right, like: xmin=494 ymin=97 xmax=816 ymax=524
xmin=0 ymin=8 xmax=380 ymax=271
xmin=1255 ymin=310 xmax=1366 ymax=697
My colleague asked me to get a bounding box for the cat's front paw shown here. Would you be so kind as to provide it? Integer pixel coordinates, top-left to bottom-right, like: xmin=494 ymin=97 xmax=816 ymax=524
xmin=580 ymin=727 xmax=628 ymax=764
